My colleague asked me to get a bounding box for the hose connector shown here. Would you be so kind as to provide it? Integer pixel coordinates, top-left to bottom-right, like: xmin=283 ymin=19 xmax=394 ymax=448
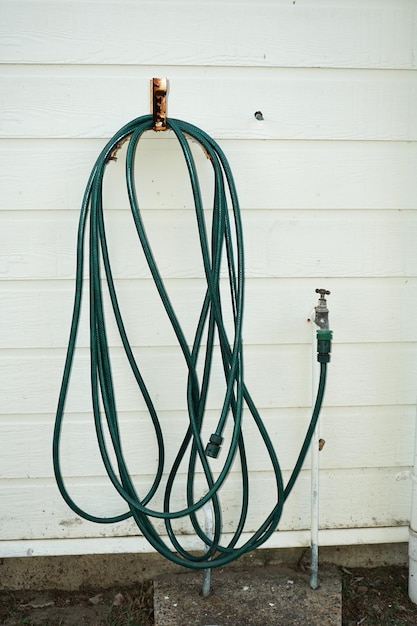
xmin=317 ymin=329 xmax=333 ymax=363
xmin=206 ymin=433 xmax=223 ymax=458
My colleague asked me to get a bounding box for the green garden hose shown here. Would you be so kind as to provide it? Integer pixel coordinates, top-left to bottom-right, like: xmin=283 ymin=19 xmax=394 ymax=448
xmin=53 ymin=114 xmax=332 ymax=569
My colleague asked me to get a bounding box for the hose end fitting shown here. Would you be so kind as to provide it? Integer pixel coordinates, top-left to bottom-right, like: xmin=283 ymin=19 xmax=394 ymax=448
xmin=206 ymin=433 xmax=223 ymax=458
xmin=317 ymin=329 xmax=333 ymax=363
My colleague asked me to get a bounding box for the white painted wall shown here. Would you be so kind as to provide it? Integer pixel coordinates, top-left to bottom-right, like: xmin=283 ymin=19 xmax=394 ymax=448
xmin=0 ymin=0 xmax=416 ymax=558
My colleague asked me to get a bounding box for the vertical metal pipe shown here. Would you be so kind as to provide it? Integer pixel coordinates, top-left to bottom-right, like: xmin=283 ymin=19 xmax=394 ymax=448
xmin=408 ymin=414 xmax=417 ymax=602
xmin=310 ymin=290 xmax=330 ymax=589
xmin=310 ymin=311 xmax=320 ymax=590
xmin=202 ymin=500 xmax=214 ymax=597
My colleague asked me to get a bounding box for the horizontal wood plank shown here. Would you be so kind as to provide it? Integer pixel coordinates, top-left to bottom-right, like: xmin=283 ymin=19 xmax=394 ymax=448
xmin=1 ymin=66 xmax=415 ymax=140
xmin=0 ymin=467 xmax=410 ymax=540
xmin=2 ymin=277 xmax=416 ymax=349
xmin=1 ymin=405 xmax=413 ymax=479
xmin=1 ymin=139 xmax=416 ymax=211
xmin=0 ymin=526 xmax=408 ymax=558
xmin=1 ymin=209 xmax=415 ymax=280
xmin=0 ymin=344 xmax=312 ymax=415
xmin=1 ymin=343 xmax=416 ymax=415
xmin=0 ymin=1 xmax=414 ymax=69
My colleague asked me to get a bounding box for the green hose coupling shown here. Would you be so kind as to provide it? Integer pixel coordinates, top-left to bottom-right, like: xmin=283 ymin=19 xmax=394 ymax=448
xmin=317 ymin=329 xmax=333 ymax=363
xmin=206 ymin=433 xmax=223 ymax=458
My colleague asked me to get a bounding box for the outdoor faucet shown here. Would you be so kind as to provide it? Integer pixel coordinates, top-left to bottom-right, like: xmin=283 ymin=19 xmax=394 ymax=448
xmin=314 ymin=289 xmax=331 ymax=330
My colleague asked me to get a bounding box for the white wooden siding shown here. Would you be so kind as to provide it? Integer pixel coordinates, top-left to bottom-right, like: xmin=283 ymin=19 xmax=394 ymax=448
xmin=2 ymin=140 xmax=416 ymax=210
xmin=0 ymin=0 xmax=416 ymax=558
xmin=2 ymin=66 xmax=416 ymax=140
xmin=1 ymin=1 xmax=415 ymax=70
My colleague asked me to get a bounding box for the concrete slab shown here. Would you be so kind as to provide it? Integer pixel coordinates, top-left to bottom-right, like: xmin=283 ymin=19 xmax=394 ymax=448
xmin=154 ymin=564 xmax=342 ymax=626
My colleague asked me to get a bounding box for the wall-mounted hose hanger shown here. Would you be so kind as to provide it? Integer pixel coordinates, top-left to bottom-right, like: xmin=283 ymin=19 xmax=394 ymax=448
xmin=53 ymin=79 xmax=333 ymax=571
xmin=151 ymin=77 xmax=168 ymax=131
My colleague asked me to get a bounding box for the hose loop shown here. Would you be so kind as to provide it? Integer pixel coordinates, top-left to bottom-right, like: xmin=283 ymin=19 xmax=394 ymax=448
xmin=53 ymin=114 xmax=328 ymax=569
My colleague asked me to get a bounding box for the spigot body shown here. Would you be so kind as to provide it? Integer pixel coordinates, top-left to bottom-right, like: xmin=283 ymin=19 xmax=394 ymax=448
xmin=314 ymin=289 xmax=330 ymax=330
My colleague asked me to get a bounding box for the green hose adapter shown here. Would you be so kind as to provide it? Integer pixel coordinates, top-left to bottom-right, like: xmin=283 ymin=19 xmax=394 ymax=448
xmin=316 ymin=329 xmax=333 ymax=363
xmin=205 ymin=433 xmax=223 ymax=458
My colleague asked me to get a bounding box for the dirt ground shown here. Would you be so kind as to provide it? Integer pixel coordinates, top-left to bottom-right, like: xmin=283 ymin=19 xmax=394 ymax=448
xmin=1 ymin=566 xmax=417 ymax=625
xmin=0 ymin=582 xmax=154 ymax=626
xmin=341 ymin=565 xmax=417 ymax=626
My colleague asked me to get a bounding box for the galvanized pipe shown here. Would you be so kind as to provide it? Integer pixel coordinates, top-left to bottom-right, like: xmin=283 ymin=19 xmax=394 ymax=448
xmin=310 ymin=310 xmax=320 ymax=590
xmin=202 ymin=500 xmax=214 ymax=597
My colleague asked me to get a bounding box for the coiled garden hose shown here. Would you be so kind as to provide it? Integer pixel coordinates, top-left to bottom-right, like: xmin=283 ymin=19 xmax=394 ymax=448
xmin=53 ymin=114 xmax=332 ymax=570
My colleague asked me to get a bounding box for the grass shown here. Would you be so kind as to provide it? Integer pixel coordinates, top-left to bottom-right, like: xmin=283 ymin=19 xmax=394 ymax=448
xmin=103 ymin=590 xmax=153 ymax=626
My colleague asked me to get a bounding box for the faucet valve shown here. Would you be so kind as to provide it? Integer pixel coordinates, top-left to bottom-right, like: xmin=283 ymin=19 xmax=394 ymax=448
xmin=315 ymin=289 xmax=330 ymax=330
xmin=314 ymin=289 xmax=332 ymax=362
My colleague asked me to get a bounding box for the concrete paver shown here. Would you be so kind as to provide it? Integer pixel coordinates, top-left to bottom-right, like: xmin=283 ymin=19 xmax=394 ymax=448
xmin=154 ymin=563 xmax=341 ymax=626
